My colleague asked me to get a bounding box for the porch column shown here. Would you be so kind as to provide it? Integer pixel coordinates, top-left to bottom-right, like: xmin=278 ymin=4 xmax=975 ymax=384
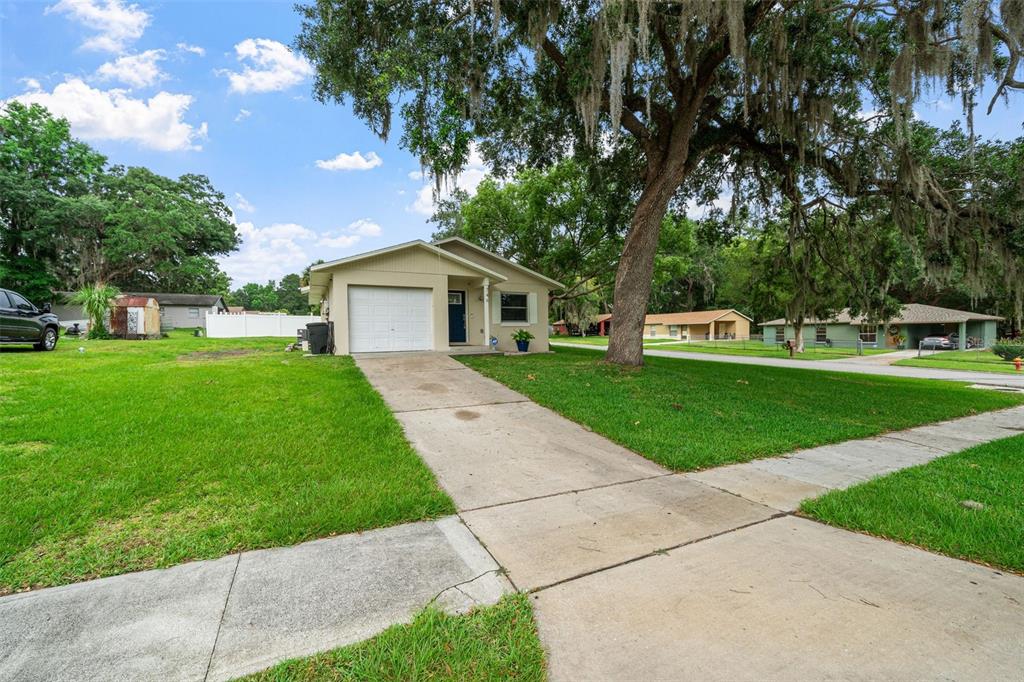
xmin=482 ymin=278 xmax=490 ymax=348
xmin=958 ymin=320 xmax=967 ymax=350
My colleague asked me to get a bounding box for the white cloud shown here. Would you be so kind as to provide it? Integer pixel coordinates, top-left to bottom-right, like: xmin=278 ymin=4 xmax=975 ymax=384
xmin=318 ymin=234 xmax=362 ymax=248
xmin=234 ymin=108 xmax=251 ymax=123
xmin=234 ymin=193 xmax=255 ymax=213
xmin=19 ymin=77 xmax=42 ymax=91
xmin=176 ymin=42 xmax=205 ymax=57
xmin=408 ymin=170 xmax=423 ymax=180
xmin=408 ymin=144 xmax=488 ymax=216
xmin=222 ymin=38 xmax=313 ymax=94
xmin=219 ymin=221 xmax=317 ymax=285
xmin=9 ymin=78 xmax=207 ymax=151
xmin=315 ymin=150 xmax=382 ymax=172
xmin=46 ymin=0 xmax=149 ymax=53
xmin=346 ymin=218 xmax=382 ymax=237
xmin=95 ymin=49 xmax=166 ymax=88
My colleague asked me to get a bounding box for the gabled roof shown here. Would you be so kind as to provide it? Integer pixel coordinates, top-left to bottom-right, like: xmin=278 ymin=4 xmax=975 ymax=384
xmin=310 ymin=239 xmax=508 ymax=282
xmin=432 ymin=236 xmax=565 ymax=289
xmin=759 ymin=303 xmax=1003 ymax=326
xmin=126 ymin=292 xmax=226 ymax=308
xmin=645 ymin=309 xmax=753 ymax=325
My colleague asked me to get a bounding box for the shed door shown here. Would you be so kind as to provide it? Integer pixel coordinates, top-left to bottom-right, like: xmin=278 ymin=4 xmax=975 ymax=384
xmin=348 ymin=286 xmax=432 ymax=352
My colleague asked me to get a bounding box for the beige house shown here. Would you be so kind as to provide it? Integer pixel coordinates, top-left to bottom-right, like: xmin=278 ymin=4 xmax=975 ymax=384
xmin=305 ymin=237 xmax=562 ymax=354
xmin=643 ymin=309 xmax=752 ymax=340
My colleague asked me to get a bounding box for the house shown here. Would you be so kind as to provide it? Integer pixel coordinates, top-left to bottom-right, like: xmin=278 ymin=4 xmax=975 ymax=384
xmin=552 ymin=313 xmax=612 ymax=336
xmin=304 ymin=237 xmax=562 ymax=354
xmin=642 ymin=309 xmax=752 ymax=340
xmin=759 ymin=303 xmax=1003 ymax=350
xmin=52 ymin=291 xmax=227 ymax=330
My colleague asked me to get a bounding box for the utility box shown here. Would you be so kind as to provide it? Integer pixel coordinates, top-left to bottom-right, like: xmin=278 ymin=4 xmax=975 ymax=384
xmin=110 ymin=296 xmax=161 ymax=339
xmin=306 ymin=322 xmax=331 ymax=354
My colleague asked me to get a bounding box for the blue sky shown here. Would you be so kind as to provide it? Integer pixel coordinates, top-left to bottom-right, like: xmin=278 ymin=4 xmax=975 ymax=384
xmin=1 ymin=1 xmax=1020 ymax=286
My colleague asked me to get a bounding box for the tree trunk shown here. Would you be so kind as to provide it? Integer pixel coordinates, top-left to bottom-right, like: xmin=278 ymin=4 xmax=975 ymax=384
xmin=606 ymin=169 xmax=679 ymax=366
xmin=793 ymin=317 xmax=805 ymax=353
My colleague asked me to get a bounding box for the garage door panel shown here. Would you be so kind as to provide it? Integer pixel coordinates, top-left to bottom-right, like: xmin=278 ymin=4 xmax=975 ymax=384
xmin=348 ymin=286 xmax=432 ymax=353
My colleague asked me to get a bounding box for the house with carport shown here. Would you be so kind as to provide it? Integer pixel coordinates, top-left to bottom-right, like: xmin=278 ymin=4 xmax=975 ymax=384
xmin=759 ymin=303 xmax=1002 ymax=350
xmin=643 ymin=309 xmax=752 ymax=340
xmin=304 ymin=237 xmax=562 ymax=354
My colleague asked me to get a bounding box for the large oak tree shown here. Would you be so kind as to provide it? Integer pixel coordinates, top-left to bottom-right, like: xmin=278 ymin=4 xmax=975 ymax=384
xmin=296 ymin=0 xmax=1024 ymax=364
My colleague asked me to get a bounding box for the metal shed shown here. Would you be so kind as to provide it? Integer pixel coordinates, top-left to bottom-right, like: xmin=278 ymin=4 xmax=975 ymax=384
xmin=110 ymin=296 xmax=161 ymax=340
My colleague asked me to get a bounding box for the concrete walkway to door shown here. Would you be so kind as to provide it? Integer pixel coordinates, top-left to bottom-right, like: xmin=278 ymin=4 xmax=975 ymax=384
xmin=357 ymin=352 xmax=1024 ymax=680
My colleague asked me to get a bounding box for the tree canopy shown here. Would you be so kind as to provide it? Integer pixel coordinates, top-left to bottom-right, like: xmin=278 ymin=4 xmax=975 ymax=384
xmin=0 ymin=102 xmax=238 ymax=302
xmin=297 ymin=0 xmax=1023 ymax=364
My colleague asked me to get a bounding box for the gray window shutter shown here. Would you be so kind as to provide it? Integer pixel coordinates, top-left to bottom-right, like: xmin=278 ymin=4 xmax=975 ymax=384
xmin=527 ymin=292 xmax=538 ymax=324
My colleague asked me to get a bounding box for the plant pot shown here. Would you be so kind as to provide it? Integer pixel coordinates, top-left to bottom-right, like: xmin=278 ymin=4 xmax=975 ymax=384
xmin=515 ymin=340 xmax=530 ymax=352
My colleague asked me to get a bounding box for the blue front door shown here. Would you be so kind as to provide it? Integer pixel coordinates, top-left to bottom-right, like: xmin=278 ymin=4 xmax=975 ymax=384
xmin=447 ymin=291 xmax=467 ymax=343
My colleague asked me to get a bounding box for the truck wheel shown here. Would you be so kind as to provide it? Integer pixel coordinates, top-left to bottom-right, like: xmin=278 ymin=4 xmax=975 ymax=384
xmin=35 ymin=327 xmax=58 ymax=351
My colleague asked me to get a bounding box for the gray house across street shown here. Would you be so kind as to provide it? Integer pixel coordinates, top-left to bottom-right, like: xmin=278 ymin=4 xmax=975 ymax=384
xmin=760 ymin=303 xmax=1002 ymax=351
xmin=53 ymin=292 xmax=227 ymax=330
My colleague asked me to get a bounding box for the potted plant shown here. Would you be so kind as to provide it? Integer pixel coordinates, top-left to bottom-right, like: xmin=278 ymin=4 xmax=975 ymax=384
xmin=512 ymin=328 xmax=534 ymax=352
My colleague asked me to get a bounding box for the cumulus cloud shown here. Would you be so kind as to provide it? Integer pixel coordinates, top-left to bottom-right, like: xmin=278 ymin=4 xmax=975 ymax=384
xmin=234 ymin=193 xmax=255 ymax=213
xmin=315 ymin=150 xmax=382 ymax=172
xmin=346 ymin=218 xmax=381 ymax=237
xmin=19 ymin=77 xmax=42 ymax=91
xmin=318 ymin=234 xmax=362 ymax=248
xmin=46 ymin=0 xmax=149 ymax=53
xmin=221 ymin=38 xmax=313 ymax=94
xmin=219 ymin=221 xmax=316 ymax=285
xmin=408 ymin=145 xmax=488 ymax=216
xmin=10 ymin=78 xmax=207 ymax=151
xmin=176 ymin=42 xmax=205 ymax=56
xmin=95 ymin=49 xmax=166 ymax=88
xmin=234 ymin=108 xmax=251 ymax=123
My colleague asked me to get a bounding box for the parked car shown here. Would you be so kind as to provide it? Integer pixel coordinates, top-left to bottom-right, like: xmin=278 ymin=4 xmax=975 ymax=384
xmin=919 ymin=335 xmax=955 ymax=350
xmin=948 ymin=333 xmax=977 ymax=349
xmin=0 ymin=288 xmax=60 ymax=351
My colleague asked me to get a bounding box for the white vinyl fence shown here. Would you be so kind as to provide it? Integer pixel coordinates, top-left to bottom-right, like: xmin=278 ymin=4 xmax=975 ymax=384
xmin=206 ymin=313 xmax=321 ymax=338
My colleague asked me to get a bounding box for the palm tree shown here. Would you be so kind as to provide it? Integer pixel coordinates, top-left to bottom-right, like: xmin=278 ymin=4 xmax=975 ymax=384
xmin=70 ymin=283 xmax=120 ymax=339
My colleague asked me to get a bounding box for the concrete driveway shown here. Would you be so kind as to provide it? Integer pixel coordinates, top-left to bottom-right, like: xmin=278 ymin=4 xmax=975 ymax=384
xmin=357 ymin=352 xmax=1024 ymax=680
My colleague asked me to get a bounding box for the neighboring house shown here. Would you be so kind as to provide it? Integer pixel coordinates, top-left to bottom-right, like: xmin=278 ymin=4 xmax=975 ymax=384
xmin=304 ymin=237 xmax=562 ymax=354
xmin=759 ymin=303 xmax=1002 ymax=350
xmin=226 ymin=306 xmax=246 ymax=314
xmin=642 ymin=309 xmax=752 ymax=340
xmin=52 ymin=292 xmax=227 ymax=330
xmin=552 ymin=313 xmax=612 ymax=336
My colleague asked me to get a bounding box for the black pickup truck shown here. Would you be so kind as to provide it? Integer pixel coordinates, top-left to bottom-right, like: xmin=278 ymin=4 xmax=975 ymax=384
xmin=0 ymin=288 xmax=60 ymax=351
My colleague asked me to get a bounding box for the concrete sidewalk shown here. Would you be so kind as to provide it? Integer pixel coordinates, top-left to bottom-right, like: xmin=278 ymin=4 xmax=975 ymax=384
xmin=0 ymin=517 xmax=510 ymax=682
xmin=358 ymin=353 xmax=1024 ymax=680
xmin=551 ymin=341 xmax=1024 ymax=389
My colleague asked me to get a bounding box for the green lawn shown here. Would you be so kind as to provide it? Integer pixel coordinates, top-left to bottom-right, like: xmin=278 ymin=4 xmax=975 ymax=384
xmin=655 ymin=340 xmax=892 ymax=360
xmin=0 ymin=331 xmax=453 ymax=594
xmin=242 ymin=594 xmax=545 ymax=682
xmin=894 ymin=349 xmax=1021 ymax=374
xmin=801 ymin=435 xmax=1024 ymax=573
xmin=551 ymin=335 xmax=677 ymax=346
xmin=457 ymin=347 xmax=1023 ymax=471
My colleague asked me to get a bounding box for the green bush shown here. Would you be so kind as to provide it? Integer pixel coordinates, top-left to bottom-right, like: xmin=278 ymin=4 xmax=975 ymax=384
xmin=991 ymin=338 xmax=1024 ymax=361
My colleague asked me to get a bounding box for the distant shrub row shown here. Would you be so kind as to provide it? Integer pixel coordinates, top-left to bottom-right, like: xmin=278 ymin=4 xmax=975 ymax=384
xmin=992 ymin=338 xmax=1024 ymax=361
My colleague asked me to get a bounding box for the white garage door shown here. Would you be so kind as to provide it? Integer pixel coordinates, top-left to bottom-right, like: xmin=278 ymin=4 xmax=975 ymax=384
xmin=348 ymin=286 xmax=432 ymax=352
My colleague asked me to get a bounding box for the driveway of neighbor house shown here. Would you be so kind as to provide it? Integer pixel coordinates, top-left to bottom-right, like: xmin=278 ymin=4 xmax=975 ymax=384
xmin=0 ymin=517 xmax=510 ymax=682
xmin=551 ymin=341 xmax=1024 ymax=389
xmin=357 ymin=352 xmax=1024 ymax=680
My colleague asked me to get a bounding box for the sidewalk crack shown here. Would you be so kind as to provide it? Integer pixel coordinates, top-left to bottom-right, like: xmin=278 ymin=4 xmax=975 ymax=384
xmin=203 ymin=551 xmax=241 ymax=682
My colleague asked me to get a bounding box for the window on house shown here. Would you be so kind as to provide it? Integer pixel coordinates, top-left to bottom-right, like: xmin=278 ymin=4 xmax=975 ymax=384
xmin=815 ymin=324 xmax=827 ymax=343
xmin=649 ymin=326 xmax=657 ymax=337
xmin=775 ymin=326 xmax=785 ymax=342
xmin=859 ymin=325 xmax=877 ymax=343
xmin=669 ymin=325 xmax=679 ymax=337
xmin=188 ymin=307 xmax=200 ymax=319
xmin=500 ymin=293 xmax=528 ymax=322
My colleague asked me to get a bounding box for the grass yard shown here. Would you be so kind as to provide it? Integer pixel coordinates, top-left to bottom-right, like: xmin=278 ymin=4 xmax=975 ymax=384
xmin=0 ymin=331 xmax=453 ymax=594
xmin=801 ymin=435 xmax=1024 ymax=573
xmin=457 ymin=347 xmax=1024 ymax=471
xmin=655 ymin=340 xmax=893 ymax=361
xmin=242 ymin=594 xmax=546 ymax=682
xmin=551 ymin=335 xmax=677 ymax=346
xmin=894 ymin=349 xmax=1022 ymax=374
